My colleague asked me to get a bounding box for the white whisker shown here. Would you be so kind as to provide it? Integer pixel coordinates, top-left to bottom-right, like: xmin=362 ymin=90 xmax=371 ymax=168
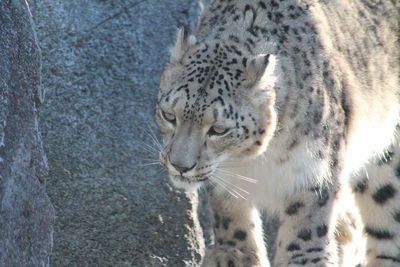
xmin=137 ymin=162 xmax=161 ymax=167
xmin=213 ymin=176 xmax=247 ymax=200
xmin=213 ymin=174 xmax=250 ymax=195
xmin=139 ymin=146 xmax=156 ymax=156
xmin=211 ymin=177 xmax=239 ymax=199
xmin=141 ymin=157 xmax=159 ymax=162
xmin=219 ymin=164 xmax=245 ymax=168
xmin=139 ymin=142 xmax=159 ymax=154
xmin=217 ymin=168 xmax=258 ymax=183
xmin=208 ymin=179 xmax=218 ymax=190
xmin=141 ymin=159 xmax=160 ymax=164
xmin=145 ymin=122 xmax=162 ymax=149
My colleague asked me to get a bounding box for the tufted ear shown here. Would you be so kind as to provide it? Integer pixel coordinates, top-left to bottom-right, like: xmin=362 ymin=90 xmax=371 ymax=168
xmin=170 ymin=27 xmax=197 ymax=64
xmin=245 ymin=54 xmax=276 ymax=86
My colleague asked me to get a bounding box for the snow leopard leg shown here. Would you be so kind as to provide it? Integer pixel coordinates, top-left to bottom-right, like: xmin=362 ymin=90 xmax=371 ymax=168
xmin=351 ymin=144 xmax=400 ymax=267
xmin=274 ymin=186 xmax=340 ymax=266
xmin=334 ymin=184 xmax=366 ymax=266
xmin=201 ymin=187 xmax=270 ymax=267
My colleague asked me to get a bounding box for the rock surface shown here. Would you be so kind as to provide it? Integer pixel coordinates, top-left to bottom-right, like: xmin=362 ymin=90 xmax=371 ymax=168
xmin=29 ymin=0 xmax=203 ymax=266
xmin=0 ymin=1 xmax=55 ymax=266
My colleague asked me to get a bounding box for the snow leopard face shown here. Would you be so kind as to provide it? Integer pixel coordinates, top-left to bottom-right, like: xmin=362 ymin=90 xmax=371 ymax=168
xmin=156 ymin=28 xmax=278 ymax=190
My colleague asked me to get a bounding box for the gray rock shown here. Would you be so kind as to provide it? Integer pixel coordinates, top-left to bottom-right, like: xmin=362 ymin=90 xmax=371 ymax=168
xmin=0 ymin=1 xmax=55 ymax=266
xmin=29 ymin=0 xmax=203 ymax=266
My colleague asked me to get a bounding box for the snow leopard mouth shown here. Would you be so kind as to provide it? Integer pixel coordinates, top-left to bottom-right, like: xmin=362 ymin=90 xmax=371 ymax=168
xmin=169 ymin=171 xmax=212 ymax=190
xmin=172 ymin=174 xmax=209 ymax=184
xmin=165 ymin=166 xmax=214 ymax=190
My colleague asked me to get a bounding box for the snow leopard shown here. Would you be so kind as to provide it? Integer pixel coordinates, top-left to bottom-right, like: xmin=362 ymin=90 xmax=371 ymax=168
xmin=155 ymin=0 xmax=400 ymax=266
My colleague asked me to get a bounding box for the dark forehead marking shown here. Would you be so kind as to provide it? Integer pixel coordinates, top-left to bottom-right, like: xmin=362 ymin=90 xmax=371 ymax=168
xmin=197 ymin=66 xmax=216 ymax=96
xmin=179 ymin=41 xmax=242 ymax=122
xmin=176 ymin=84 xmax=188 ymax=92
xmin=171 ymin=97 xmax=179 ymax=109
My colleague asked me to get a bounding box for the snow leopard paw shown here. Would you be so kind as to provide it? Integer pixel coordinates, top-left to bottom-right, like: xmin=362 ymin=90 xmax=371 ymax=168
xmin=201 ymin=246 xmax=269 ymax=267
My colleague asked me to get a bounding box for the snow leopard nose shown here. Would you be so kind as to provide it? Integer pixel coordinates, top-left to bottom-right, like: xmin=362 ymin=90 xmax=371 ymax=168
xmin=170 ymin=160 xmax=197 ymax=173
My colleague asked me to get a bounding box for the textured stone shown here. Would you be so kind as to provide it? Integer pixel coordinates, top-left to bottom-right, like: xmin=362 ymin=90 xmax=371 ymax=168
xmin=29 ymin=0 xmax=203 ymax=266
xmin=0 ymin=1 xmax=55 ymax=266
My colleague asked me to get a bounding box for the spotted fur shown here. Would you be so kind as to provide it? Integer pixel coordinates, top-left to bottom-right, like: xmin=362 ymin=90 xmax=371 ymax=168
xmin=156 ymin=0 xmax=400 ymax=266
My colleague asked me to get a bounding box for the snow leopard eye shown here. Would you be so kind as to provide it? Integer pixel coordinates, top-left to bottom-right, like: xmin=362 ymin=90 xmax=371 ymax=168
xmin=161 ymin=110 xmax=176 ymax=125
xmin=208 ymin=126 xmax=230 ymax=136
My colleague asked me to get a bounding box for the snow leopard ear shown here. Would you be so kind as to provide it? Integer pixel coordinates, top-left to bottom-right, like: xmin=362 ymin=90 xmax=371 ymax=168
xmin=170 ymin=26 xmax=197 ymax=64
xmin=245 ymin=54 xmax=277 ymax=86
